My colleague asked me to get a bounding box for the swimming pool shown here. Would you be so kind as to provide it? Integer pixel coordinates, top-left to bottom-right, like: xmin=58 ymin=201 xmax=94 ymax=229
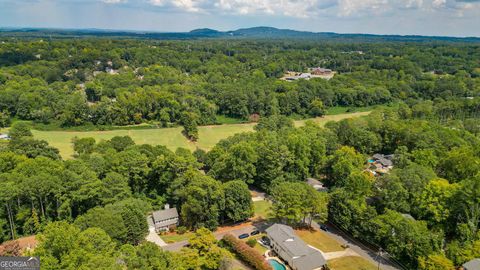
xmin=268 ymin=259 xmax=286 ymax=270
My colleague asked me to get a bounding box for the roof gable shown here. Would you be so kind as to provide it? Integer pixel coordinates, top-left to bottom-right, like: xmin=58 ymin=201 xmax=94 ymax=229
xmin=152 ymin=208 xmax=179 ymax=222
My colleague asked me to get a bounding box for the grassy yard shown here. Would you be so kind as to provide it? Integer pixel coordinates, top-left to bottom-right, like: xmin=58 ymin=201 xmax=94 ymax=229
xmin=240 ymin=234 xmax=268 ymax=255
xmin=4 ymin=111 xmax=370 ymax=159
xmin=215 ymin=115 xmax=248 ymax=125
xmin=295 ymin=229 xmax=344 ymax=252
xmin=327 ymin=256 xmax=377 ymax=270
xmin=160 ymin=232 xmax=194 ymax=243
xmin=253 ymin=200 xmax=272 ymax=219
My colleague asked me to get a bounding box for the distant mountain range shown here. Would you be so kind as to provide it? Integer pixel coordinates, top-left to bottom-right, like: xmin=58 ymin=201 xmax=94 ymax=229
xmin=1 ymin=26 xmax=479 ymax=42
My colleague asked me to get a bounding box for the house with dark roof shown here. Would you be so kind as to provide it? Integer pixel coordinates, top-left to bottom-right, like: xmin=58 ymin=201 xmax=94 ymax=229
xmin=463 ymin=258 xmax=480 ymax=270
xmin=368 ymin=154 xmax=394 ymax=175
xmin=266 ymin=224 xmax=326 ymax=270
xmin=151 ymin=204 xmax=179 ymax=232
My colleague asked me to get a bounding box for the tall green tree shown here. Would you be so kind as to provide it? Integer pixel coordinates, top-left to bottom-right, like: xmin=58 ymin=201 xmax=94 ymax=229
xmin=223 ymin=180 xmax=254 ymax=222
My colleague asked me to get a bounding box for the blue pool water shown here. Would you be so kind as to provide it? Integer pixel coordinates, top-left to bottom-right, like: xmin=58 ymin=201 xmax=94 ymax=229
xmin=368 ymin=159 xmax=375 ymax=163
xmin=268 ymin=259 xmax=286 ymax=270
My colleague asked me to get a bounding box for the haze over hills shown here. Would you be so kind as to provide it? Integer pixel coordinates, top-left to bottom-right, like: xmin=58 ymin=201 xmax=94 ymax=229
xmin=1 ymin=26 xmax=479 ymax=42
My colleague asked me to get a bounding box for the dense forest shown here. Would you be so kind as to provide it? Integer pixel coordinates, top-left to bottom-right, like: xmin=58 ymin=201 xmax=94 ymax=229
xmin=1 ymin=38 xmax=479 ymax=137
xmin=0 ymin=37 xmax=479 ymax=270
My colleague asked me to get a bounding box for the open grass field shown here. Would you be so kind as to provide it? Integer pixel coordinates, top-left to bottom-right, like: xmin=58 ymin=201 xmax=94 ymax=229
xmin=295 ymin=229 xmax=345 ymax=252
xmin=327 ymin=256 xmax=378 ymax=270
xmin=253 ymin=200 xmax=272 ymax=219
xmin=1 ymin=111 xmax=370 ymax=159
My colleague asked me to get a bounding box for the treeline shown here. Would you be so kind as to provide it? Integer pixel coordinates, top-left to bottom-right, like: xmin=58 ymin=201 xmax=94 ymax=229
xmin=0 ymin=39 xmax=479 ymax=131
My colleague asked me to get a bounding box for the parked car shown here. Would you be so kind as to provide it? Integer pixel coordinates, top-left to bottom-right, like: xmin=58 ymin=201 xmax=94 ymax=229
xmin=250 ymin=230 xmax=260 ymax=236
xmin=238 ymin=233 xmax=249 ymax=239
xmin=320 ymin=224 xmax=329 ymax=232
xmin=259 ymin=237 xmax=271 ymax=247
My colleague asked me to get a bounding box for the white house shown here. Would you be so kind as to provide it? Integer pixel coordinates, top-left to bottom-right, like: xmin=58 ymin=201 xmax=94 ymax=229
xmin=266 ymin=224 xmax=326 ymax=270
xmin=151 ymin=204 xmax=179 ymax=232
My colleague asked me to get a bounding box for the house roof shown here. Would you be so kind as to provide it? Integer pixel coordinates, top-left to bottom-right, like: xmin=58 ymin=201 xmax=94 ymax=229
xmin=372 ymin=154 xmax=393 ymax=167
xmin=294 ymin=251 xmax=326 ymax=270
xmin=152 ymin=208 xmax=178 ymax=223
xmin=311 ymin=67 xmax=332 ymax=72
xmin=266 ymin=224 xmax=326 ymax=270
xmin=306 ymin=178 xmax=323 ymax=186
xmin=401 ymin=213 xmax=415 ymax=220
xmin=306 ymin=178 xmax=328 ymax=191
xmin=463 ymin=259 xmax=480 ymax=270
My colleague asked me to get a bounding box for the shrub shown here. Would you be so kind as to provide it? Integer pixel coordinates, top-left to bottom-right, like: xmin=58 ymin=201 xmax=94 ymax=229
xmin=177 ymin=226 xmax=187 ymax=235
xmin=222 ymin=234 xmax=272 ymax=270
xmin=0 ymin=240 xmax=21 ymax=256
xmin=246 ymin=238 xmax=257 ymax=247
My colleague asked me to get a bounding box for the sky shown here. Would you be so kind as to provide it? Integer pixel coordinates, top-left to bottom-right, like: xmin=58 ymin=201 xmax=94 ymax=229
xmin=1 ymin=0 xmax=479 ymax=37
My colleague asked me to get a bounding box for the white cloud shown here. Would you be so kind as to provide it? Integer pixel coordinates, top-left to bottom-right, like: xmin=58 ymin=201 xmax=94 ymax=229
xmin=214 ymin=0 xmax=321 ymax=17
xmin=102 ymin=0 xmax=127 ymax=3
xmin=337 ymin=0 xmax=388 ymax=17
xmin=148 ymin=0 xmax=165 ymax=5
xmin=169 ymin=0 xmax=201 ymax=12
xmin=432 ymin=0 xmax=447 ymax=7
xmin=139 ymin=0 xmax=480 ymax=18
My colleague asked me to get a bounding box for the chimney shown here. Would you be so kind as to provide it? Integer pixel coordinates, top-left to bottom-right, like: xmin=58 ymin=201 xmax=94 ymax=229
xmin=164 ymin=203 xmax=170 ymax=210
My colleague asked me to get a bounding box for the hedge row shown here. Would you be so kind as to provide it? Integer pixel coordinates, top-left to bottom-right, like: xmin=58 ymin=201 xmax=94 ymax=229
xmin=222 ymin=234 xmax=273 ymax=270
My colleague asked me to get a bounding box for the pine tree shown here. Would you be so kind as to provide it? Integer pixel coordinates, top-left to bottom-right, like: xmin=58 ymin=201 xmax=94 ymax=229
xmin=31 ymin=208 xmax=41 ymax=233
xmin=121 ymin=204 xmax=147 ymax=245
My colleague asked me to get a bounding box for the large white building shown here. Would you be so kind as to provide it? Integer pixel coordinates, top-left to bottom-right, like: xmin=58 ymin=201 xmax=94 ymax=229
xmin=266 ymin=224 xmax=326 ymax=270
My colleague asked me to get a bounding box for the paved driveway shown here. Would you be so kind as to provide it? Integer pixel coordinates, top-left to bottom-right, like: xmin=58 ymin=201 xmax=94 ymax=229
xmin=145 ymin=216 xmax=167 ymax=247
xmin=163 ymin=221 xmax=268 ymax=251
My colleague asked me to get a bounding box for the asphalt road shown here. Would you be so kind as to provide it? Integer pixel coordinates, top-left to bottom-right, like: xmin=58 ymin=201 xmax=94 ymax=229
xmin=315 ymin=221 xmax=403 ymax=270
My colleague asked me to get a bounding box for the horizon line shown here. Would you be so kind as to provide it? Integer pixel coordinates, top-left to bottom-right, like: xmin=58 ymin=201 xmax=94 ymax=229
xmin=0 ymin=25 xmax=479 ymax=39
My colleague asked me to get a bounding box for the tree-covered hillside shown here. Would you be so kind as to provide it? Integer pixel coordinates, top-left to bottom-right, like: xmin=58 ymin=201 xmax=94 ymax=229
xmin=0 ymin=38 xmax=479 ymax=138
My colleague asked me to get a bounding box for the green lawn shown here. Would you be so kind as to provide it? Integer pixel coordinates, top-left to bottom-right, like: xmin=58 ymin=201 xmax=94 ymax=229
xmin=327 ymin=256 xmax=378 ymax=270
xmin=253 ymin=200 xmax=272 ymax=219
xmin=5 ymin=111 xmax=370 ymax=159
xmin=294 ymin=111 xmax=370 ymax=127
xmin=216 ymin=115 xmax=248 ymax=125
xmin=160 ymin=232 xmax=194 ymax=243
xmin=295 ymin=229 xmax=344 ymax=252
xmin=240 ymin=234 xmax=268 ymax=255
